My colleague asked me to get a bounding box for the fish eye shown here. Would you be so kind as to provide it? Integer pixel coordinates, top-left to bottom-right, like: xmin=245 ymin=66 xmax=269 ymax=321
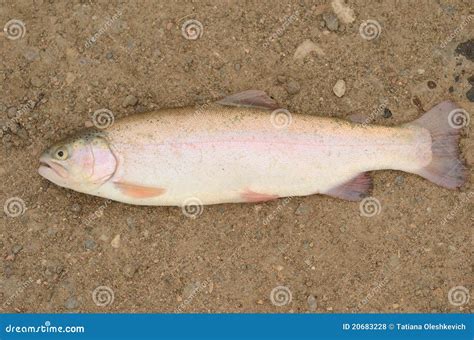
xmin=55 ymin=147 xmax=68 ymax=160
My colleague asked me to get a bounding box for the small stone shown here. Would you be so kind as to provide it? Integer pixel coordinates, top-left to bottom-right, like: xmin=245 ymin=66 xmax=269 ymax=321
xmin=84 ymin=239 xmax=96 ymax=250
xmin=70 ymin=203 xmax=81 ymax=213
xmin=126 ymin=217 xmax=135 ymax=229
xmin=455 ymin=39 xmax=474 ymax=61
xmin=65 ymin=297 xmax=79 ymax=309
xmin=395 ymin=175 xmax=405 ymax=186
xmin=23 ymin=47 xmax=40 ymax=62
xmin=448 ymin=86 xmax=454 ymax=93
xmin=307 ymin=295 xmax=317 ymax=311
xmin=11 ymin=244 xmax=23 ymax=254
xmin=382 ymin=108 xmax=392 ymax=118
xmin=466 ymin=87 xmax=474 ymax=102
xmin=416 ymin=69 xmax=425 ymax=75
xmin=392 ymin=303 xmax=400 ymax=309
xmin=122 ymin=95 xmax=138 ymax=107
xmin=293 ymin=39 xmax=325 ymax=60
xmin=106 ymin=51 xmax=114 ymax=59
xmin=65 ymin=72 xmax=76 ymax=85
xmin=454 ymin=75 xmax=460 ymax=82
xmin=111 ymin=234 xmax=121 ymax=248
xmin=333 ymin=79 xmax=346 ymax=97
xmin=30 ymin=76 xmax=44 ymax=88
xmin=427 ymin=80 xmax=437 ymax=89
xmin=99 ymin=234 xmax=109 ymax=242
xmin=468 ymin=75 xmax=474 ymax=85
xmin=257 ymin=299 xmax=264 ymax=305
xmin=319 ymin=20 xmax=325 ymax=29
xmin=322 ymin=12 xmax=339 ymax=31
xmin=295 ymin=202 xmax=310 ymax=215
xmin=7 ymin=107 xmax=18 ymax=119
xmin=277 ymin=75 xmax=287 ymax=84
xmin=123 ymin=264 xmax=137 ymax=278
xmin=286 ymin=79 xmax=301 ymax=95
xmin=275 ymin=265 xmax=284 ymax=271
xmin=234 ymin=63 xmax=241 ymax=71
xmin=305 ymin=280 xmax=313 ymax=287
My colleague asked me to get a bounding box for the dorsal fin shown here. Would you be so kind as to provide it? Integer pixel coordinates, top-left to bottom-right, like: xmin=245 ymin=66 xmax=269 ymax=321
xmin=216 ymin=90 xmax=279 ymax=110
xmin=325 ymin=172 xmax=373 ymax=201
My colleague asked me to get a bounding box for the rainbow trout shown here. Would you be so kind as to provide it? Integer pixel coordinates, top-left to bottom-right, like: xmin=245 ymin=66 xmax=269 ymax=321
xmin=38 ymin=90 xmax=467 ymax=206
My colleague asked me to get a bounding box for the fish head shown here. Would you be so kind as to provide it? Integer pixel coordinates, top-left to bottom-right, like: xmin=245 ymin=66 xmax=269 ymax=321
xmin=38 ymin=131 xmax=117 ymax=192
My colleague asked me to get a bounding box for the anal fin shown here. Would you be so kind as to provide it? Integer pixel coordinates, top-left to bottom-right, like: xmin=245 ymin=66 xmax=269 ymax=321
xmin=325 ymin=172 xmax=373 ymax=201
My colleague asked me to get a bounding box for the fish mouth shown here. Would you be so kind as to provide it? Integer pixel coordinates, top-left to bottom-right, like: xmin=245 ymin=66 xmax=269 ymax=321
xmin=38 ymin=156 xmax=68 ymax=179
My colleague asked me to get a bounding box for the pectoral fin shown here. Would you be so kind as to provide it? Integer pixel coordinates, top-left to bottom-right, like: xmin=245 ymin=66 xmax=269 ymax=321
xmin=114 ymin=182 xmax=166 ymax=199
xmin=216 ymin=90 xmax=279 ymax=110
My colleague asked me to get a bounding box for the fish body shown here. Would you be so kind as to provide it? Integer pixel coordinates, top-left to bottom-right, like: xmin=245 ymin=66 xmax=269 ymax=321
xmin=38 ymin=91 xmax=467 ymax=206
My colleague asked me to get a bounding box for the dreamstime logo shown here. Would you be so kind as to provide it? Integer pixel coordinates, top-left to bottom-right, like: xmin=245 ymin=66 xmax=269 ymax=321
xmin=181 ymin=197 xmax=204 ymax=218
xmin=448 ymin=109 xmax=470 ymax=129
xmin=3 ymin=197 xmax=26 ymax=217
xmin=270 ymin=109 xmax=292 ymax=129
xmin=359 ymin=20 xmax=381 ymax=41
xmin=3 ymin=19 xmax=26 ymax=40
xmin=270 ymin=285 xmax=292 ymax=306
xmin=359 ymin=197 xmax=381 ymax=217
xmin=92 ymin=285 xmax=115 ymax=307
xmin=92 ymin=109 xmax=115 ymax=129
xmin=440 ymin=14 xmax=473 ymax=49
xmin=181 ymin=19 xmax=203 ymax=40
xmin=448 ymin=286 xmax=470 ymax=307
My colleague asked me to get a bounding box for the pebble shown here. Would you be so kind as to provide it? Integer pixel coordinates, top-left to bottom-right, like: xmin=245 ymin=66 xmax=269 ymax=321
xmin=7 ymin=107 xmax=18 ymax=119
xmin=307 ymin=295 xmax=317 ymax=311
xmin=64 ymin=297 xmax=79 ymax=309
xmin=322 ymin=12 xmax=339 ymax=31
xmin=382 ymin=108 xmax=392 ymax=118
xmin=106 ymin=51 xmax=114 ymax=60
xmin=395 ymin=175 xmax=405 ymax=186
xmin=70 ymin=203 xmax=81 ymax=213
xmin=448 ymin=86 xmax=454 ymax=93
xmin=234 ymin=63 xmax=241 ymax=71
xmin=122 ymin=264 xmax=137 ymax=278
xmin=468 ymin=75 xmax=474 ymax=85
xmin=275 ymin=265 xmax=284 ymax=271
xmin=122 ymin=95 xmax=138 ymax=107
xmin=126 ymin=217 xmax=136 ymax=229
xmin=295 ymin=202 xmax=310 ymax=215
xmin=466 ymin=87 xmax=474 ymax=102
xmin=23 ymin=47 xmax=40 ymax=62
xmin=455 ymin=39 xmax=473 ymax=61
xmin=30 ymin=76 xmax=44 ymax=88
xmin=416 ymin=69 xmax=425 ymax=75
xmin=286 ymin=79 xmax=301 ymax=95
xmin=111 ymin=234 xmax=121 ymax=248
xmin=12 ymin=244 xmax=23 ymax=254
xmin=427 ymin=80 xmax=437 ymax=89
xmin=84 ymin=239 xmax=96 ymax=250
xmin=277 ymin=75 xmax=287 ymax=84
xmin=333 ymin=79 xmax=346 ymax=97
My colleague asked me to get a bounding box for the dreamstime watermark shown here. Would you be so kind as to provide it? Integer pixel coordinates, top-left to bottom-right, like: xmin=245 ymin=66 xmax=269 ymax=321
xmin=359 ymin=197 xmax=381 ymax=217
xmin=3 ymin=19 xmax=26 ymax=40
xmin=361 ymin=102 xmax=387 ymax=126
xmin=91 ymin=109 xmax=115 ymax=129
xmin=440 ymin=191 xmax=473 ymax=226
xmin=181 ymin=19 xmax=203 ymax=40
xmin=2 ymin=278 xmax=34 ymax=308
xmin=83 ymin=199 xmax=112 ymax=226
xmin=447 ymin=109 xmax=470 ymax=129
xmin=262 ymin=196 xmax=292 ymax=226
xmin=84 ymin=8 xmax=123 ymax=48
xmin=262 ymin=10 xmax=299 ymax=48
xmin=92 ymin=285 xmax=115 ymax=307
xmin=181 ymin=197 xmax=204 ymax=218
xmin=4 ymin=100 xmax=36 ymax=131
xmin=3 ymin=197 xmax=26 ymax=217
xmin=440 ymin=15 xmax=473 ymax=49
xmin=270 ymin=108 xmax=292 ymax=129
xmin=270 ymin=285 xmax=292 ymax=306
xmin=359 ymin=19 xmax=382 ymax=41
xmin=175 ymin=279 xmax=211 ymax=312
xmin=448 ymin=286 xmax=470 ymax=307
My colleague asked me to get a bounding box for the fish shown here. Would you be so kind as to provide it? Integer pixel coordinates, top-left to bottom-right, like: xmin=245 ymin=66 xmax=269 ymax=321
xmin=38 ymin=90 xmax=468 ymax=206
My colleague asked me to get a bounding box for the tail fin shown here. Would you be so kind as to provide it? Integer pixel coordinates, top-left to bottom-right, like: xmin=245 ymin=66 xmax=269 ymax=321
xmin=408 ymin=101 xmax=468 ymax=189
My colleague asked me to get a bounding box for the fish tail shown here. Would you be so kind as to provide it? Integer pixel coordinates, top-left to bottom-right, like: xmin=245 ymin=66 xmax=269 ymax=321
xmin=407 ymin=101 xmax=468 ymax=189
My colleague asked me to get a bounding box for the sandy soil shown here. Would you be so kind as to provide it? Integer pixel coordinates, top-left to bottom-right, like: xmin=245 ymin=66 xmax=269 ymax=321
xmin=1 ymin=0 xmax=473 ymax=313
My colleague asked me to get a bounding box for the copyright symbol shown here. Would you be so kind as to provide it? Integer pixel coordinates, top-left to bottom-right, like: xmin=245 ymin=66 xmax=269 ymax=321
xmin=389 ymin=323 xmax=394 ymax=330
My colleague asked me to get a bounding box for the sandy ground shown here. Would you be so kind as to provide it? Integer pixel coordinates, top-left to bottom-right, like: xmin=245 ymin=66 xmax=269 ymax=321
xmin=0 ymin=0 xmax=473 ymax=313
